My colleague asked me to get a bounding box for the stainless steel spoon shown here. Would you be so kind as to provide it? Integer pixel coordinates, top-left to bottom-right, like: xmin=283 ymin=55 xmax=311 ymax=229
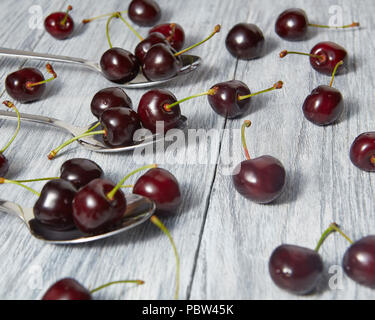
xmin=0 ymin=194 xmax=155 ymax=244
xmin=0 ymin=47 xmax=201 ymax=88
xmin=0 ymin=110 xmax=187 ymax=153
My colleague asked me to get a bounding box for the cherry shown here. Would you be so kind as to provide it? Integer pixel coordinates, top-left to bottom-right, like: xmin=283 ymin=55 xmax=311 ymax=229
xmin=5 ymin=64 xmax=57 ymax=103
xmin=33 ymin=179 xmax=77 ymax=230
xmin=90 ymin=87 xmax=133 ymax=119
xmin=232 ymin=121 xmax=286 ymax=204
xmin=302 ymin=60 xmax=344 ymax=125
xmin=72 ymin=165 xmax=155 ymax=234
xmin=135 ymin=32 xmax=169 ymax=64
xmin=275 ymin=8 xmax=359 ymax=41
xmin=48 ymin=107 xmax=142 ymax=159
xmin=128 ymin=0 xmax=161 ymax=27
xmin=100 ymin=48 xmax=139 ymax=83
xmin=60 ymin=158 xmax=104 ymax=190
xmin=137 ymin=89 xmax=182 ymax=133
xmin=42 ymin=278 xmax=144 ymax=300
xmin=142 ymin=25 xmax=221 ymax=81
xmin=343 ymin=236 xmax=375 ymax=288
xmin=208 ymin=80 xmax=283 ymax=119
xmin=350 ymin=132 xmax=375 ymax=172
xmin=133 ymin=168 xmax=182 ymax=216
xmin=280 ymin=41 xmax=348 ymax=76
xmin=42 ymin=278 xmax=92 ymax=300
xmin=225 ymin=23 xmax=265 ymax=60
xmin=149 ymin=23 xmax=185 ymax=51
xmin=269 ymin=223 xmax=343 ymax=294
xmin=0 ymin=101 xmax=20 ymax=177
xmin=44 ymin=5 xmax=74 ymax=40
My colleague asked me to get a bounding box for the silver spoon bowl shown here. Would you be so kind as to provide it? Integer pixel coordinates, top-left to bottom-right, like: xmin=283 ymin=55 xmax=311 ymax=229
xmin=0 ymin=194 xmax=155 ymax=244
xmin=0 ymin=47 xmax=201 ymax=88
xmin=0 ymin=110 xmax=187 ymax=153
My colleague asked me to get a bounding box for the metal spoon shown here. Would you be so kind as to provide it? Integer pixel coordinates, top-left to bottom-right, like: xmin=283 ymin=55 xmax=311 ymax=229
xmin=0 ymin=110 xmax=187 ymax=153
xmin=0 ymin=194 xmax=155 ymax=244
xmin=0 ymin=47 xmax=201 ymax=88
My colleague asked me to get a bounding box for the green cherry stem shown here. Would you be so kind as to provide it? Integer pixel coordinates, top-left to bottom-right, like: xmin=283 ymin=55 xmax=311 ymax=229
xmin=90 ymin=279 xmax=144 ymax=294
xmin=174 ymin=24 xmax=221 ymax=57
xmin=26 ymin=64 xmax=57 ymax=88
xmin=60 ymin=5 xmax=73 ymax=26
xmin=107 ymin=164 xmax=157 ymax=200
xmin=279 ymin=50 xmax=325 ymax=62
xmin=163 ymin=88 xmax=216 ymax=111
xmin=116 ymin=12 xmax=143 ymax=41
xmin=13 ymin=177 xmax=60 ymax=183
xmin=120 ymin=184 xmax=134 ymax=189
xmin=315 ymin=223 xmax=353 ymax=252
xmin=82 ymin=10 xmax=128 ymax=24
xmin=329 ymin=60 xmax=344 ymax=87
xmin=84 ymin=122 xmax=101 ymax=134
xmin=238 ymin=81 xmax=284 ymax=101
xmin=241 ymin=120 xmax=252 ymax=160
xmin=0 ymin=178 xmax=41 ymax=197
xmin=106 ymin=14 xmax=118 ymax=48
xmin=1 ymin=101 xmax=20 ymax=154
xmin=329 ymin=223 xmax=353 ymax=244
xmin=48 ymin=130 xmax=106 ymax=160
xmin=308 ymin=22 xmax=359 ymax=29
xmin=151 ymin=215 xmax=180 ymax=300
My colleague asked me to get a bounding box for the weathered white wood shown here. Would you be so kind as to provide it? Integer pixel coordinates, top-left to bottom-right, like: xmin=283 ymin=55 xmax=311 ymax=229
xmin=0 ymin=0 xmax=374 ymax=300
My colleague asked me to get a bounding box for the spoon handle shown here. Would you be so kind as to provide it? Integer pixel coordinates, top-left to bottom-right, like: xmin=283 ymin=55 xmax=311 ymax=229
xmin=0 ymin=200 xmax=25 ymax=222
xmin=0 ymin=110 xmax=82 ymax=137
xmin=0 ymin=47 xmax=101 ymax=72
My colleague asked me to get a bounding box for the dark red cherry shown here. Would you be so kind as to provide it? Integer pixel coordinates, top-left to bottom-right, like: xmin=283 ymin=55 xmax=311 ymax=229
xmin=100 ymin=107 xmax=142 ymax=147
xmin=133 ymin=168 xmax=181 ymax=216
xmin=310 ymin=42 xmax=347 ymax=76
xmin=137 ymin=89 xmax=182 ymax=133
xmin=90 ymin=87 xmax=132 ymax=118
xmin=5 ymin=68 xmax=46 ymax=103
xmin=232 ymin=121 xmax=286 ymax=204
xmin=44 ymin=5 xmax=74 ymax=40
xmin=0 ymin=154 xmax=9 ymax=177
xmin=225 ymin=23 xmax=265 ymax=60
xmin=60 ymin=158 xmax=104 ymax=190
xmin=275 ymin=8 xmax=308 ymax=41
xmin=207 ymin=80 xmax=251 ymax=119
xmin=302 ymin=85 xmax=343 ymax=125
xmin=343 ymin=236 xmax=375 ymax=288
xmin=33 ymin=179 xmax=77 ymax=230
xmin=149 ymin=23 xmax=185 ymax=51
xmin=42 ymin=278 xmax=92 ymax=300
xmin=269 ymin=244 xmax=324 ymax=295
xmin=100 ymin=48 xmax=139 ymax=83
xmin=233 ymin=156 xmax=286 ymax=204
xmin=142 ymin=43 xmax=181 ymax=81
xmin=135 ymin=32 xmax=169 ymax=64
xmin=72 ymin=178 xmax=126 ymax=234
xmin=128 ymin=0 xmax=161 ymax=26
xmin=350 ymin=132 xmax=375 ymax=172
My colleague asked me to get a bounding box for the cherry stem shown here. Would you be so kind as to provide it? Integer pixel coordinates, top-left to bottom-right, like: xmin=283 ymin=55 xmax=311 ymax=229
xmin=84 ymin=122 xmax=101 ymax=134
xmin=13 ymin=177 xmax=60 ymax=183
xmin=48 ymin=130 xmax=106 ymax=160
xmin=238 ymin=81 xmax=284 ymax=101
xmin=90 ymin=279 xmax=144 ymax=294
xmin=329 ymin=60 xmax=344 ymax=87
xmin=279 ymin=50 xmax=324 ymax=62
xmin=106 ymin=14 xmax=117 ymax=48
xmin=0 ymin=178 xmax=41 ymax=197
xmin=308 ymin=22 xmax=359 ymax=29
xmin=150 ymin=215 xmax=180 ymax=300
xmin=241 ymin=120 xmax=252 ymax=160
xmin=120 ymin=184 xmax=134 ymax=188
xmin=82 ymin=10 xmax=128 ymax=24
xmin=371 ymin=155 xmax=375 ymax=166
xmin=107 ymin=164 xmax=157 ymax=200
xmin=163 ymin=89 xmax=216 ymax=111
xmin=174 ymin=24 xmax=221 ymax=57
xmin=166 ymin=23 xmax=176 ymax=42
xmin=60 ymin=5 xmax=72 ymax=26
xmin=26 ymin=64 xmax=57 ymax=88
xmin=329 ymin=223 xmax=353 ymax=244
xmin=314 ymin=223 xmax=338 ymax=252
xmin=1 ymin=101 xmax=20 ymax=154
xmin=115 ymin=12 xmax=143 ymax=41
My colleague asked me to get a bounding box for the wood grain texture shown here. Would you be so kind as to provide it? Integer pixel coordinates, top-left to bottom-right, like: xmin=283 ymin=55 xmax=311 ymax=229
xmin=0 ymin=0 xmax=373 ymax=300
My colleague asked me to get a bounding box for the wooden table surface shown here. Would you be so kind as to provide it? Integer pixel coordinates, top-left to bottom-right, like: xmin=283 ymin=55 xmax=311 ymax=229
xmin=0 ymin=0 xmax=374 ymax=300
